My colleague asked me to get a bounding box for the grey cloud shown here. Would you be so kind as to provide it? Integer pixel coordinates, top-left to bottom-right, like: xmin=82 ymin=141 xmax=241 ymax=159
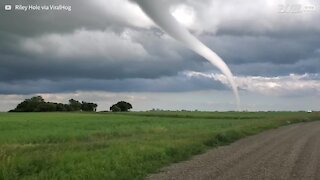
xmin=187 ymin=71 xmax=320 ymax=97
xmin=202 ymin=35 xmax=320 ymax=65
xmin=0 ymin=73 xmax=226 ymax=94
xmin=229 ymin=58 xmax=320 ymax=77
xmin=0 ymin=0 xmax=152 ymax=36
xmin=0 ymin=54 xmax=200 ymax=82
xmin=20 ymin=29 xmax=148 ymax=60
xmin=0 ymin=0 xmax=319 ymax=96
xmin=0 ymin=27 xmax=207 ymax=83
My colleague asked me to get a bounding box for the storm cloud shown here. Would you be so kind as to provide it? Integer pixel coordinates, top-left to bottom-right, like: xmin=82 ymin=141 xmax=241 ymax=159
xmin=0 ymin=0 xmax=319 ymax=111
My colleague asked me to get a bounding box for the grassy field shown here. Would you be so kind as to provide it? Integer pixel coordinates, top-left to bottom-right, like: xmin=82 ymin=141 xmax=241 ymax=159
xmin=0 ymin=111 xmax=319 ymax=180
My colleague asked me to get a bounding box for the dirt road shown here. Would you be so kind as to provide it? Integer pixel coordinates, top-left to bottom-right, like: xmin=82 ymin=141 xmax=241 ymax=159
xmin=147 ymin=121 xmax=320 ymax=180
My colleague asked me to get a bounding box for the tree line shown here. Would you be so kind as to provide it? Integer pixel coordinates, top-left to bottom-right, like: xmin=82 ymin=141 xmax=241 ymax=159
xmin=9 ymin=96 xmax=97 ymax=112
xmin=9 ymin=96 xmax=133 ymax=112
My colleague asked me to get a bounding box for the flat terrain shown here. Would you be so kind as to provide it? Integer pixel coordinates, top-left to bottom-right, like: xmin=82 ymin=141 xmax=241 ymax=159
xmin=0 ymin=112 xmax=319 ymax=179
xmin=148 ymin=121 xmax=320 ymax=180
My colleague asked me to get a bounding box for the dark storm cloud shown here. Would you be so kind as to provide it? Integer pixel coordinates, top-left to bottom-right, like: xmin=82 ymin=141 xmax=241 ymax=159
xmin=196 ymin=32 xmax=320 ymax=76
xmin=0 ymin=73 xmax=226 ymax=94
xmin=0 ymin=28 xmax=207 ymax=83
xmin=201 ymin=35 xmax=320 ymax=65
xmin=0 ymin=0 xmax=319 ymax=95
xmin=0 ymin=53 xmax=205 ymax=82
xmin=0 ymin=0 xmax=152 ymax=36
xmin=230 ymin=58 xmax=320 ymax=76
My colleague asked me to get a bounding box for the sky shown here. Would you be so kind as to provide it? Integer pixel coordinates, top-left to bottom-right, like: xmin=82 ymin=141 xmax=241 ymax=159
xmin=0 ymin=0 xmax=319 ymax=111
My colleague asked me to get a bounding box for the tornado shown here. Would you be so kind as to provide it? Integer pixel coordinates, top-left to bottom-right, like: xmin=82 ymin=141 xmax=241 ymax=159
xmin=132 ymin=0 xmax=240 ymax=109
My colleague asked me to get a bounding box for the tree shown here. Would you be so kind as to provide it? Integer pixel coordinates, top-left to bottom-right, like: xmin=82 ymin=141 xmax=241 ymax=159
xmin=56 ymin=103 xmax=67 ymax=111
xmin=116 ymin=101 xmax=132 ymax=112
xmin=13 ymin=96 xmax=45 ymax=112
xmin=81 ymin=101 xmax=98 ymax=112
xmin=110 ymin=104 xmax=121 ymax=112
xmin=110 ymin=101 xmax=132 ymax=112
xmin=35 ymin=102 xmax=57 ymax=112
xmin=69 ymin=99 xmax=82 ymax=111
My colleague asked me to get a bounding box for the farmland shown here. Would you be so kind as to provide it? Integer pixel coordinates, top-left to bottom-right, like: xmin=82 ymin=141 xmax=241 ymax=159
xmin=0 ymin=111 xmax=319 ymax=179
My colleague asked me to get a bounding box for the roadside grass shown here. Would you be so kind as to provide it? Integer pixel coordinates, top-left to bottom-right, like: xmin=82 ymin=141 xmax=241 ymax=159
xmin=0 ymin=111 xmax=319 ymax=179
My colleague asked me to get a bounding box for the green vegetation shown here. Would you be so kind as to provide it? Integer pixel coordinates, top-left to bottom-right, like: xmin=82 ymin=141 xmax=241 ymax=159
xmin=110 ymin=101 xmax=133 ymax=112
xmin=0 ymin=111 xmax=319 ymax=179
xmin=9 ymin=96 xmax=97 ymax=112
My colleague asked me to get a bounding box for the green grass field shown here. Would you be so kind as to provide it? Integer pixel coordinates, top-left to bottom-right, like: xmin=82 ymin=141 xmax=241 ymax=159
xmin=0 ymin=111 xmax=319 ymax=180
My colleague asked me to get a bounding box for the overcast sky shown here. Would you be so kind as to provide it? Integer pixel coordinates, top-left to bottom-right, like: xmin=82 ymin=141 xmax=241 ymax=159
xmin=0 ymin=0 xmax=319 ymax=111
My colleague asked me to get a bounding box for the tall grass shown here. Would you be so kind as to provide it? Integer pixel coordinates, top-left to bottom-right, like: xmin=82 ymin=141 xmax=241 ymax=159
xmin=0 ymin=111 xmax=319 ymax=179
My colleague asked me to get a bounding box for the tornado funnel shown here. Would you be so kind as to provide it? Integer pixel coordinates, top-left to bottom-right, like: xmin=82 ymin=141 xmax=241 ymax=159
xmin=132 ymin=0 xmax=240 ymax=110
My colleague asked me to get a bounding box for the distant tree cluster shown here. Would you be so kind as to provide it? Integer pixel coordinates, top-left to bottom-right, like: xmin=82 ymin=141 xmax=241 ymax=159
xmin=9 ymin=96 xmax=97 ymax=112
xmin=110 ymin=101 xmax=132 ymax=112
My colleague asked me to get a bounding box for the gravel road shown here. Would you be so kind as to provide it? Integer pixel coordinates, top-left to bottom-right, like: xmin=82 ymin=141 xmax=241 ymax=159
xmin=147 ymin=121 xmax=320 ymax=180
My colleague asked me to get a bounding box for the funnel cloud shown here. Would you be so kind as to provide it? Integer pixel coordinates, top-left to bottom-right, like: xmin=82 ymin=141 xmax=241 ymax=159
xmin=132 ymin=0 xmax=240 ymax=109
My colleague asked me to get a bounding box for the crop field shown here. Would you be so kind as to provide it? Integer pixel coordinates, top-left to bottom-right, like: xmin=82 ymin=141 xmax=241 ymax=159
xmin=0 ymin=111 xmax=319 ymax=180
